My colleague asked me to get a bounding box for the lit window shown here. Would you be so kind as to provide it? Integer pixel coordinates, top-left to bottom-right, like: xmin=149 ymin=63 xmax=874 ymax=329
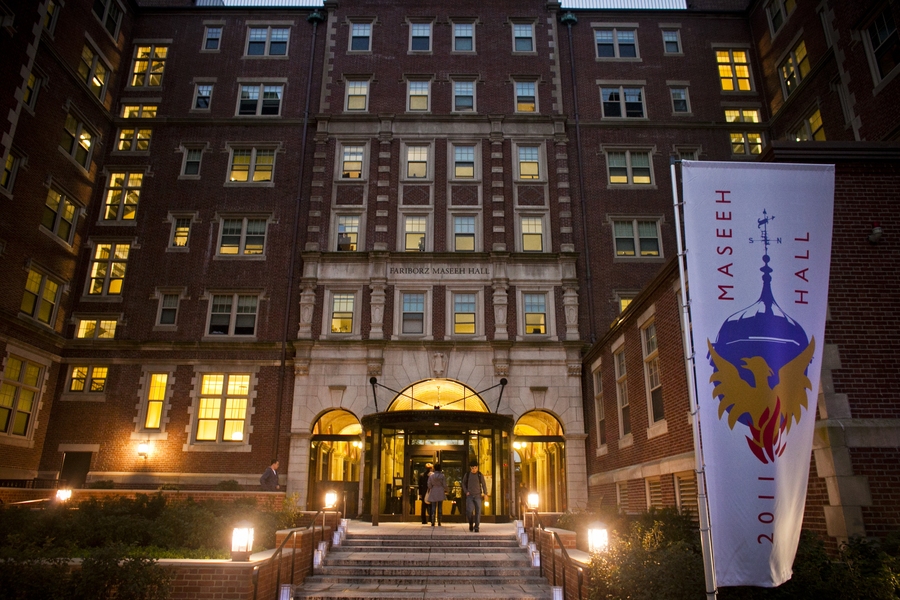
xmin=730 ymin=131 xmax=763 ymax=155
xmin=453 ymin=81 xmax=475 ymax=112
xmin=87 ymin=243 xmax=130 ymax=296
xmin=454 ymin=23 xmax=474 ymax=51
xmin=331 ymin=293 xmax=355 ymax=333
xmin=60 ymin=113 xmax=94 ymax=169
xmin=75 ymin=318 xmax=117 ymax=339
xmin=779 ymin=40 xmax=810 ymax=97
xmin=0 ymin=356 xmax=43 ymax=438
xmin=337 ymin=216 xmax=359 ymax=251
xmin=1 ymin=154 xmax=17 ymax=191
xmin=453 ymin=293 xmax=476 ymax=334
xmin=20 ymin=269 xmax=61 ymax=327
xmin=670 ymin=87 xmax=689 ymax=113
xmin=196 ymin=373 xmax=250 ymax=442
xmin=44 ymin=0 xmax=59 ymax=31
xmin=350 ymin=22 xmax=371 ymax=51
xmin=724 ymin=109 xmax=760 ymax=123
xmin=791 ymin=108 xmax=826 ymax=141
xmin=194 ymin=84 xmax=213 ymax=110
xmin=615 ymin=349 xmax=630 ymax=436
xmin=158 ymin=293 xmax=180 ymax=325
xmin=170 ymin=217 xmax=192 ymax=248
xmin=404 ymin=216 xmax=427 ymax=252
xmin=130 ymin=45 xmax=167 ymax=87
xmin=182 ymin=148 xmax=202 ymax=176
xmin=116 ymin=128 xmax=151 ymax=152
xmin=593 ymin=369 xmax=606 ymax=446
xmin=643 ymin=322 xmax=664 ymax=423
xmin=453 ymin=216 xmax=476 ymax=251
xmin=78 ymin=45 xmax=109 ymax=100
xmin=618 ymin=295 xmax=634 ymax=313
xmin=523 ymin=293 xmax=546 ymax=335
xmin=346 ymin=80 xmax=369 ymax=111
xmin=204 ymin=26 xmax=222 ymax=50
xmin=410 ymin=23 xmax=431 ymax=51
xmin=92 ymin=0 xmax=123 ymax=38
xmin=229 ymin=148 xmax=275 ymax=182
xmin=218 ymin=217 xmax=267 ymax=256
xmin=68 ymin=366 xmax=108 ymax=393
xmin=513 ymin=23 xmax=534 ymax=52
xmin=454 ymin=145 xmax=475 ymax=179
xmin=341 ymin=145 xmax=364 ymax=179
xmin=23 ymin=73 xmax=40 ymax=108
xmin=601 ymin=86 xmax=645 ymax=118
xmin=607 ymin=151 xmax=652 ymax=185
xmin=406 ymin=146 xmax=428 ymax=179
xmin=41 ymin=189 xmax=77 ymax=244
xmin=102 ymin=171 xmax=143 ymax=221
xmin=614 ymin=220 xmax=660 ymax=257
xmin=662 ymin=29 xmax=681 ymax=54
xmin=143 ymin=373 xmax=168 ymax=429
xmin=408 ymin=81 xmax=429 ymax=112
xmin=402 ymin=293 xmax=425 ymax=334
xmin=521 ymin=216 xmax=543 ymax=252
xmin=767 ymin=0 xmax=796 ymax=34
xmin=867 ymin=8 xmax=900 ymax=81
xmin=716 ymin=49 xmax=752 ymax=91
xmin=208 ymin=294 xmax=258 ymax=336
xmin=515 ymin=81 xmax=536 ymax=113
xmin=595 ymin=28 xmax=637 ymax=58
xmin=518 ymin=146 xmax=540 ymax=180
xmin=247 ymin=27 xmax=290 ymax=56
xmin=122 ymin=104 xmax=158 ymax=118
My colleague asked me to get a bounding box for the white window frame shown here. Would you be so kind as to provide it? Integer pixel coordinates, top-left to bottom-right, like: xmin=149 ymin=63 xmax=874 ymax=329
xmin=245 ymin=26 xmax=290 ymax=57
xmin=129 ymin=44 xmax=168 ymax=88
xmin=400 ymin=212 xmax=430 ymax=252
xmin=2 ymin=153 xmax=19 ymax=194
xmin=766 ymin=0 xmax=796 ymax=36
xmin=518 ymin=290 xmax=554 ymax=340
xmin=122 ymin=103 xmax=158 ymax=118
xmin=324 ymin=290 xmax=360 ymax=337
xmin=612 ymin=218 xmax=662 ymax=258
xmin=193 ymin=83 xmax=213 ymax=110
xmin=203 ymin=25 xmax=223 ymax=51
xmin=20 ymin=267 xmax=63 ymax=328
xmin=790 ymin=108 xmax=825 ymax=141
xmin=778 ymin=39 xmax=810 ymax=99
xmin=599 ymin=84 xmax=646 ymax=119
xmin=135 ymin=369 xmax=174 ymax=435
xmin=406 ymin=79 xmax=431 ymax=113
xmin=514 ymin=80 xmax=538 ymax=113
xmin=730 ymin=131 xmax=764 ymax=156
xmin=167 ymin=212 xmax=197 ymax=250
xmin=226 ymin=146 xmax=277 ymax=185
xmin=450 ymin=143 xmax=479 ymax=180
xmin=864 ymin=7 xmax=900 ymax=87
xmin=338 ymin=143 xmax=367 ymax=179
xmin=60 ymin=112 xmax=95 ymax=170
xmin=715 ymin=47 xmax=754 ymax=92
xmin=44 ymin=0 xmax=60 ymax=33
xmin=594 ymin=26 xmax=639 ymax=60
xmin=189 ymin=369 xmax=256 ymax=447
xmin=448 ymin=288 xmax=482 ymax=338
xmin=180 ymin=146 xmax=204 ymax=178
xmin=66 ymin=365 xmax=109 ymax=396
xmin=514 ymin=143 xmax=544 ymax=181
xmin=613 ymin=339 xmax=632 ymax=444
xmin=101 ymin=171 xmax=144 ymax=222
xmin=115 ymin=127 xmax=151 ymax=153
xmin=518 ymin=213 xmax=547 ymax=253
xmin=74 ymin=316 xmax=119 ymax=339
xmin=334 ymin=213 xmax=363 ymax=251
xmin=452 ymin=21 xmax=475 ymax=53
xmin=409 ymin=21 xmax=433 ymax=53
xmin=349 ymin=21 xmax=372 ymax=52
xmin=452 ymin=79 xmax=476 ymax=113
xmin=592 ymin=360 xmax=608 ymax=455
xmin=724 ymin=108 xmax=761 ymax=123
xmin=154 ymin=288 xmax=185 ymax=329
xmin=0 ymin=352 xmax=47 ymax=440
xmin=85 ymin=241 xmax=130 ymax=297
xmin=661 ymin=27 xmax=682 ymax=55
xmin=206 ymin=292 xmax=260 ymax=338
xmin=605 ymin=149 xmax=655 ymax=187
xmin=403 ymin=143 xmax=431 ymax=181
xmin=216 ymin=216 xmax=270 ymax=257
xmin=449 ymin=213 xmax=479 ymax=252
xmin=23 ymin=72 xmax=41 ymax=111
xmin=79 ymin=42 xmax=111 ymax=100
xmin=237 ymin=83 xmax=284 ymax=116
xmin=512 ymin=21 xmax=535 ymax=53
xmin=640 ymin=312 xmax=667 ymax=437
xmin=92 ymin=0 xmax=124 ymax=40
xmin=345 ymin=79 xmax=370 ymax=112
xmin=395 ymin=289 xmax=432 ymax=338
xmin=669 ymin=85 xmax=691 ymax=115
xmin=41 ymin=188 xmax=79 ymax=245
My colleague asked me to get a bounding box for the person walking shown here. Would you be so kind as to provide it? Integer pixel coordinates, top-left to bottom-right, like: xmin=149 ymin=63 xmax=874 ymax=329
xmin=260 ymin=459 xmax=279 ymax=491
xmin=426 ymin=463 xmax=447 ymax=527
xmin=462 ymin=461 xmax=488 ymax=532
xmin=417 ymin=462 xmax=433 ymax=524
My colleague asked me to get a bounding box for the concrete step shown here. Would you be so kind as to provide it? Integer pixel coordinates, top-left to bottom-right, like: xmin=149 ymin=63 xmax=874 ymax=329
xmin=340 ymin=538 xmax=521 ymax=549
xmin=311 ymin=566 xmax=540 ymax=579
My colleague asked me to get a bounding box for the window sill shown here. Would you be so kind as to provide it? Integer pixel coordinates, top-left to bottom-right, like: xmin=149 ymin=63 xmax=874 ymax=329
xmin=80 ymin=295 xmax=124 ymax=303
xmin=223 ymin=181 xmax=275 ymax=188
xmin=0 ymin=436 xmax=35 ymax=448
xmin=112 ymin=150 xmax=151 ymax=157
xmin=57 ymin=147 xmax=91 ymax=175
xmin=606 ymin=183 xmax=658 ymax=190
xmin=213 ymin=254 xmax=267 ymax=260
xmin=872 ymin=65 xmax=900 ymax=97
xmin=618 ymin=433 xmax=633 ymax=449
xmin=39 ymin=227 xmax=76 ymax=252
xmin=0 ymin=187 xmax=12 ymax=200
xmin=165 ymin=246 xmax=190 ymax=253
xmin=596 ymin=443 xmax=608 ymax=457
xmin=97 ymin=220 xmax=137 ymax=226
xmin=242 ymin=55 xmax=290 ymax=60
xmin=125 ymin=85 xmax=165 ymax=92
xmin=512 ymin=51 xmax=538 ymax=56
xmin=672 ymin=111 xmax=693 ymax=117
xmin=178 ymin=174 xmax=201 ymax=181
xmin=189 ymin=108 xmax=212 ymax=114
xmin=153 ymin=324 xmax=178 ymax=332
xmin=60 ymin=392 xmax=107 ymax=403
xmin=612 ymin=256 xmax=665 ymax=263
xmin=323 ymin=333 xmax=362 ymax=341
xmin=184 ymin=442 xmax=251 ymax=452
xmin=647 ymin=419 xmax=668 ymax=439
xmin=595 ymin=57 xmax=642 ymax=62
xmin=201 ymin=335 xmax=258 ymax=342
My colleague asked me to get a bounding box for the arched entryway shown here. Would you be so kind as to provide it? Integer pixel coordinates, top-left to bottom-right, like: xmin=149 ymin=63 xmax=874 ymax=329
xmin=307 ymin=409 xmax=362 ymax=516
xmin=361 ymin=378 xmax=514 ymax=522
xmin=514 ymin=410 xmax=567 ymax=513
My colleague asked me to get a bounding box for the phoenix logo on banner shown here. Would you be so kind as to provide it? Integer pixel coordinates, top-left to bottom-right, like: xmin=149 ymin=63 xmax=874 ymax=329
xmin=707 ymin=211 xmax=815 ymax=465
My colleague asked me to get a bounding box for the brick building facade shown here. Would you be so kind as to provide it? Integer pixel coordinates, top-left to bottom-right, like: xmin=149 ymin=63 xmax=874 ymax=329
xmin=0 ymin=0 xmax=897 ymax=537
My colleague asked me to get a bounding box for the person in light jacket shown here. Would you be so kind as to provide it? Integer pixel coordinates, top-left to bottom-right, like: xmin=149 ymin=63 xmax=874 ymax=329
xmin=426 ymin=463 xmax=447 ymax=527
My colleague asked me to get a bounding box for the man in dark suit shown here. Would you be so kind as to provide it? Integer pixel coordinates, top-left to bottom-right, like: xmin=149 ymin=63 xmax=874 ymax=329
xmin=417 ymin=463 xmax=432 ymax=524
xmin=260 ymin=459 xmax=279 ymax=491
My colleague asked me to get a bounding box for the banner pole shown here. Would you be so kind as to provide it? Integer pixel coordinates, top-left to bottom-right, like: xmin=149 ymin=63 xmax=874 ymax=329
xmin=670 ymin=158 xmax=718 ymax=600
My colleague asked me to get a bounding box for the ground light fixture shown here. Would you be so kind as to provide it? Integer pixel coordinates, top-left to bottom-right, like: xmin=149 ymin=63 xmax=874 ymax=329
xmin=324 ymin=490 xmax=338 ymax=509
xmin=231 ymin=522 xmax=254 ymax=561
xmin=55 ymin=489 xmax=72 ymax=502
xmin=588 ymin=522 xmax=609 ymax=552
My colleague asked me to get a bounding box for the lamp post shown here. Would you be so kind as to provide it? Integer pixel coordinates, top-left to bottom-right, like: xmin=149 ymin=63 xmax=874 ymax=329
xmin=231 ymin=521 xmax=254 ymax=561
xmin=588 ymin=522 xmax=609 ymax=553
xmin=55 ymin=489 xmax=72 ymax=503
xmin=526 ymin=492 xmax=539 ymax=551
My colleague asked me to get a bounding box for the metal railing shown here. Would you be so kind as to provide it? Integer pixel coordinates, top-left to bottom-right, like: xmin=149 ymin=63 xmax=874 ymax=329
xmin=542 ymin=525 xmax=586 ymax=600
xmin=251 ymin=510 xmax=340 ymax=600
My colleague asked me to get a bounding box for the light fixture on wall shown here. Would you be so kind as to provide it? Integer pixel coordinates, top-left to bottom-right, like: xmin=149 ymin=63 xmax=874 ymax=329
xmin=55 ymin=489 xmax=72 ymax=503
xmin=137 ymin=442 xmax=150 ymax=458
xmin=868 ymin=221 xmax=883 ymax=244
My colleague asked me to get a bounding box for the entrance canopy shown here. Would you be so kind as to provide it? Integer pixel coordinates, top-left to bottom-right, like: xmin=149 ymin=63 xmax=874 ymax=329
xmin=387 ymin=379 xmax=488 ymax=412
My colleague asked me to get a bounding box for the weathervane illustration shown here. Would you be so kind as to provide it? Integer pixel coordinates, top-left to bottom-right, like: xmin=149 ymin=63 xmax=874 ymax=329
xmin=706 ymin=210 xmax=816 ymax=464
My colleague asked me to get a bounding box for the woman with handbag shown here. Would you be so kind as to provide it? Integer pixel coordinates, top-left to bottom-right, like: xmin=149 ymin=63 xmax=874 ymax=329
xmin=426 ymin=463 xmax=447 ymax=526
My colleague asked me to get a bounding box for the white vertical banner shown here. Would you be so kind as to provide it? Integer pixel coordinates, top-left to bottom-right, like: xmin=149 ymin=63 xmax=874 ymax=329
xmin=681 ymin=161 xmax=834 ymax=587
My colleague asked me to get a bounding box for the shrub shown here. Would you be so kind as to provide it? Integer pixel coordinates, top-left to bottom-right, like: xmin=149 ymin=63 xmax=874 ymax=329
xmin=86 ymin=480 xmax=115 ymax=489
xmin=214 ymin=479 xmax=243 ymax=491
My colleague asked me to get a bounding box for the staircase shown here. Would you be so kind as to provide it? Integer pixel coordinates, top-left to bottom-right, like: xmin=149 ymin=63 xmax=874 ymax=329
xmin=294 ymin=524 xmax=552 ymax=600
